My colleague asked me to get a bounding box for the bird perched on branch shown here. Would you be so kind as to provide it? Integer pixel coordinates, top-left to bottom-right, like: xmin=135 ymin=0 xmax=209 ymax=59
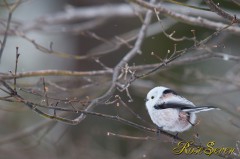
xmin=145 ymin=86 xmax=219 ymax=133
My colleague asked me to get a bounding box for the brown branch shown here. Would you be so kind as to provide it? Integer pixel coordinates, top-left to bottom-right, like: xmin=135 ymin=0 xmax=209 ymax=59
xmin=0 ymin=91 xmax=182 ymax=141
xmin=0 ymin=69 xmax=113 ymax=80
xmin=204 ymin=0 xmax=240 ymax=23
xmin=0 ymin=94 xmax=237 ymax=159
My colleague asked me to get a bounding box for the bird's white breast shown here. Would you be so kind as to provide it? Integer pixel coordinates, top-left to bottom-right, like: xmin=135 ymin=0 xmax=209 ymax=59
xmin=146 ymin=103 xmax=196 ymax=132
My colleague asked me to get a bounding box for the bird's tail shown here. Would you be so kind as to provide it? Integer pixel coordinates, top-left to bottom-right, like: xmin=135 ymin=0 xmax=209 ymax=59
xmin=182 ymin=106 xmax=220 ymax=113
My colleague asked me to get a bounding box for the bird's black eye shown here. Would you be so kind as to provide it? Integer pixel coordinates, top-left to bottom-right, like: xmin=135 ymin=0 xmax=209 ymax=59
xmin=163 ymin=89 xmax=178 ymax=95
xmin=151 ymin=96 xmax=154 ymax=99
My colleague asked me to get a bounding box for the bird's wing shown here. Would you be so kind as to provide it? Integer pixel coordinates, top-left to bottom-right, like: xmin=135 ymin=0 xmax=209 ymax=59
xmin=154 ymin=102 xmax=193 ymax=110
xmin=154 ymin=102 xmax=219 ymax=113
xmin=181 ymin=106 xmax=220 ymax=113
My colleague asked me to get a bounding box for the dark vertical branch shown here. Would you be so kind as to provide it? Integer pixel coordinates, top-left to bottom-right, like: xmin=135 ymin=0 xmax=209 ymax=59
xmin=0 ymin=0 xmax=21 ymax=60
xmin=0 ymin=12 xmax=12 ymax=60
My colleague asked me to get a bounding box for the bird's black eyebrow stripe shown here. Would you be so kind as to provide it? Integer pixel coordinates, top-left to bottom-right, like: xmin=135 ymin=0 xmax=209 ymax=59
xmin=162 ymin=89 xmax=178 ymax=95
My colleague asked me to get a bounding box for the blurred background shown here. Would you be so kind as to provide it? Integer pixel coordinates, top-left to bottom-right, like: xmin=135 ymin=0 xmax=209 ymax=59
xmin=0 ymin=0 xmax=240 ymax=159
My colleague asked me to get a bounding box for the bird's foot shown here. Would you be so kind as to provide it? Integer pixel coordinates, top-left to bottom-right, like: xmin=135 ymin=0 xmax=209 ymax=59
xmin=156 ymin=127 xmax=163 ymax=137
xmin=174 ymin=133 xmax=179 ymax=140
xmin=192 ymin=121 xmax=202 ymax=146
xmin=171 ymin=132 xmax=179 ymax=144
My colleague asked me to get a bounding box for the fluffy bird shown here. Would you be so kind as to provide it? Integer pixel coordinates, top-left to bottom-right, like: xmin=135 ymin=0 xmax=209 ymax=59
xmin=145 ymin=86 xmax=219 ymax=132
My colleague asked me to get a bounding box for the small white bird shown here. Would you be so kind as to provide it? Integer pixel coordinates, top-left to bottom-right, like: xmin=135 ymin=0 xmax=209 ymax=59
xmin=145 ymin=86 xmax=219 ymax=133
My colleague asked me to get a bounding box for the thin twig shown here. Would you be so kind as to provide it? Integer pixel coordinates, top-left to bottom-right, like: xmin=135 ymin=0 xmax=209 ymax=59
xmin=154 ymin=8 xmax=196 ymax=42
xmin=107 ymin=132 xmax=161 ymax=141
xmin=42 ymin=78 xmax=49 ymax=107
xmin=134 ymin=21 xmax=233 ymax=80
xmin=0 ymin=80 xmax=75 ymax=124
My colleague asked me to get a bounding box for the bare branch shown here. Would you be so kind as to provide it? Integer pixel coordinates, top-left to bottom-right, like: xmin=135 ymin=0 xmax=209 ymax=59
xmin=73 ymin=0 xmax=156 ymax=123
